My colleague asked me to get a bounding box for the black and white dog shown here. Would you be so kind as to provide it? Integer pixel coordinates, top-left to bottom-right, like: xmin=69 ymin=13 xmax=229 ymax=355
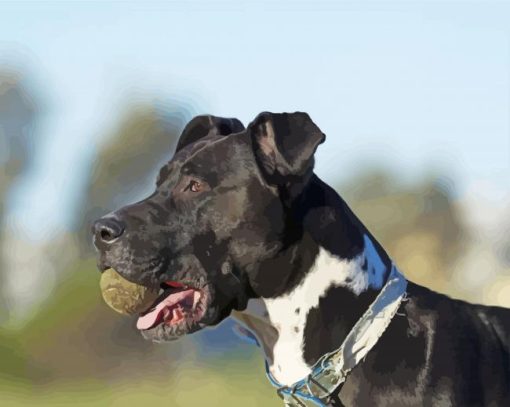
xmin=93 ymin=112 xmax=510 ymax=406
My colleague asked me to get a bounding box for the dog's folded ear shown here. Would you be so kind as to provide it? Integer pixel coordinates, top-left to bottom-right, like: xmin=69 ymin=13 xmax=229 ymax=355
xmin=248 ymin=112 xmax=326 ymax=184
xmin=176 ymin=115 xmax=245 ymax=152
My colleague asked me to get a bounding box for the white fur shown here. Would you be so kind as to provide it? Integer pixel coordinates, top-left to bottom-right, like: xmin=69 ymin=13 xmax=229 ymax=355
xmin=235 ymin=234 xmax=387 ymax=386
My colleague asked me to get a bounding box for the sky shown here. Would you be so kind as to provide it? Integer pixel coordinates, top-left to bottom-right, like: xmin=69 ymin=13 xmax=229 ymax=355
xmin=0 ymin=0 xmax=509 ymax=241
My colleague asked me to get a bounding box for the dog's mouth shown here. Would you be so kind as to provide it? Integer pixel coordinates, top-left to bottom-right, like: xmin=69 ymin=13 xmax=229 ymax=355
xmin=137 ymin=281 xmax=208 ymax=333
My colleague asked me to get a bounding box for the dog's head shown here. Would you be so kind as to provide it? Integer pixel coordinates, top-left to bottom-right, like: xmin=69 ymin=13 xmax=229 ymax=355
xmin=92 ymin=112 xmax=325 ymax=342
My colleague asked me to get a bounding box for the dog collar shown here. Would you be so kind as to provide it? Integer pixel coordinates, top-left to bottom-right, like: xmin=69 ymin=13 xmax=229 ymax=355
xmin=266 ymin=264 xmax=408 ymax=407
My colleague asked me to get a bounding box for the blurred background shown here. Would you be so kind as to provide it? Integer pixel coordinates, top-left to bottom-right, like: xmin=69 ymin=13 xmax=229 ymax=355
xmin=0 ymin=1 xmax=509 ymax=406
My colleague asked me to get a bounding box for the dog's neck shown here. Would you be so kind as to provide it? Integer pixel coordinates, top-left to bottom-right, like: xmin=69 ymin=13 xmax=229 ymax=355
xmin=233 ymin=175 xmax=394 ymax=386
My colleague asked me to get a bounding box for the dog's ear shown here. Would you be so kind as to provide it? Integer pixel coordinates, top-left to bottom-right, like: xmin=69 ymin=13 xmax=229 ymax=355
xmin=176 ymin=115 xmax=245 ymax=152
xmin=248 ymin=112 xmax=325 ymax=184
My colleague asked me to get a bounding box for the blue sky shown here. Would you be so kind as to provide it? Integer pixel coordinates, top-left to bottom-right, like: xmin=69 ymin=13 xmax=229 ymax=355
xmin=0 ymin=1 xmax=509 ymax=241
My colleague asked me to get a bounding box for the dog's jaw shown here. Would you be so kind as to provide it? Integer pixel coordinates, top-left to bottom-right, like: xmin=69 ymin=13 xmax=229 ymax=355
xmin=232 ymin=233 xmax=389 ymax=386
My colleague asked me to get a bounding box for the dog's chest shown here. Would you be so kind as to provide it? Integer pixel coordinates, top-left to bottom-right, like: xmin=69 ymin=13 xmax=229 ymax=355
xmin=259 ymin=294 xmax=312 ymax=384
xmin=238 ymin=236 xmax=387 ymax=386
xmin=244 ymin=247 xmax=370 ymax=385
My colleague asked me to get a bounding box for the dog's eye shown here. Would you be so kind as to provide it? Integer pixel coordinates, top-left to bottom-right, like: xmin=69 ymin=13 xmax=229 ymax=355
xmin=184 ymin=180 xmax=202 ymax=193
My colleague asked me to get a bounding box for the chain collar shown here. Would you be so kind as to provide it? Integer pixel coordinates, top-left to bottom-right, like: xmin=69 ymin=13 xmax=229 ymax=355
xmin=266 ymin=264 xmax=408 ymax=407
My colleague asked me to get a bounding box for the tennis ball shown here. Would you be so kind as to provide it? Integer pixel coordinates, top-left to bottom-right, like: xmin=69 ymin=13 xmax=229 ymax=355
xmin=100 ymin=268 xmax=159 ymax=316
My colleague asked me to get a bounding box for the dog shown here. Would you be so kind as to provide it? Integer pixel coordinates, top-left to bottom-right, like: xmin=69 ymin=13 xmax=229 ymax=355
xmin=93 ymin=112 xmax=510 ymax=406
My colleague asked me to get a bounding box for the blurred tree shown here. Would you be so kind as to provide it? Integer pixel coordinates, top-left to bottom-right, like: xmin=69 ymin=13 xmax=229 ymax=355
xmin=76 ymin=103 xmax=190 ymax=254
xmin=337 ymin=168 xmax=467 ymax=295
xmin=0 ymin=71 xmax=40 ymax=322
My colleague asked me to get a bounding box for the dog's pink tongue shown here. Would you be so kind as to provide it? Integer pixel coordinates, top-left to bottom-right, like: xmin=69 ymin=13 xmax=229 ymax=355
xmin=136 ymin=289 xmax=194 ymax=330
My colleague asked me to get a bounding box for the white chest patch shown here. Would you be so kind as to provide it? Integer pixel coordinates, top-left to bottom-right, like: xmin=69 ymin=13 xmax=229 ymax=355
xmin=236 ymin=234 xmax=387 ymax=386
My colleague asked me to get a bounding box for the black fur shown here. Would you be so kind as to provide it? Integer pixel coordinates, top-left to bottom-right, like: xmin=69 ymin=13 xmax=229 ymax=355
xmin=93 ymin=112 xmax=510 ymax=405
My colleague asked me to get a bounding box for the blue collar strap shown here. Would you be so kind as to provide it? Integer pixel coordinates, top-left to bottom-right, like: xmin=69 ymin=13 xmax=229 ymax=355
xmin=266 ymin=265 xmax=408 ymax=407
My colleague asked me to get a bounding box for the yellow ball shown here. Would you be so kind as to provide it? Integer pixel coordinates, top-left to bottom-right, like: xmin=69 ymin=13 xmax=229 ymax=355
xmin=99 ymin=268 xmax=159 ymax=316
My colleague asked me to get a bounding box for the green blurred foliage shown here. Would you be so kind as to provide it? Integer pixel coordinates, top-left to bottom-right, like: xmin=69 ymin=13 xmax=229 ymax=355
xmin=0 ymin=360 xmax=280 ymax=407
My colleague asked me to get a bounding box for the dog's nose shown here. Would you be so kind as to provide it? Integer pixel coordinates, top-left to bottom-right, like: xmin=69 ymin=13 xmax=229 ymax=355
xmin=93 ymin=217 xmax=125 ymax=245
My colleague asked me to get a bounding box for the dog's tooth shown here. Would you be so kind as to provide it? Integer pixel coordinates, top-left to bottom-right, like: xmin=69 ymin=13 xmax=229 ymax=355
xmin=193 ymin=291 xmax=201 ymax=308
